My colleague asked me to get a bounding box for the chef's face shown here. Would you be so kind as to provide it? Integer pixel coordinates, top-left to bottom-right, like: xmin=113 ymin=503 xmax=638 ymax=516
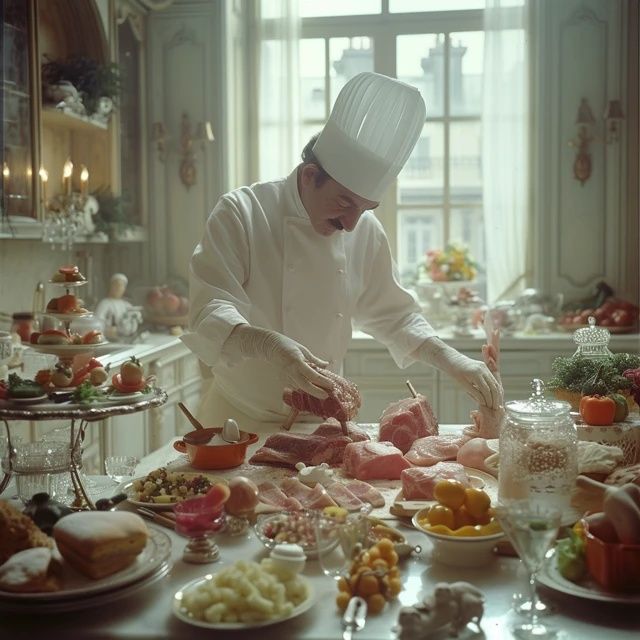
xmin=298 ymin=164 xmax=379 ymax=237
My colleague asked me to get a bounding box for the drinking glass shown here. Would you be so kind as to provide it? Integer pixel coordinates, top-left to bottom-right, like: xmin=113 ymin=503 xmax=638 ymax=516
xmin=496 ymin=502 xmax=561 ymax=639
xmin=173 ymin=493 xmax=226 ymax=563
xmin=104 ymin=455 xmax=138 ymax=483
xmin=314 ymin=507 xmax=370 ymax=580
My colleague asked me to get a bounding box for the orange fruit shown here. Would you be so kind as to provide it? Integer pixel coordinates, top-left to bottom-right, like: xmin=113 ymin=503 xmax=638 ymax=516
xmin=453 ymin=505 xmax=475 ymax=529
xmin=367 ymin=593 xmax=386 ymax=615
xmin=433 ymin=479 xmax=467 ymax=510
xmin=336 ymin=591 xmax=351 ymax=611
xmin=426 ymin=504 xmax=455 ymax=529
xmin=355 ymin=573 xmax=380 ymax=597
xmin=464 ymin=487 xmax=491 ymax=519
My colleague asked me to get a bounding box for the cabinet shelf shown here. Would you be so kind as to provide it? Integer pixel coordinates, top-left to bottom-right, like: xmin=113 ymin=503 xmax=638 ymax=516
xmin=42 ymin=107 xmax=109 ymax=133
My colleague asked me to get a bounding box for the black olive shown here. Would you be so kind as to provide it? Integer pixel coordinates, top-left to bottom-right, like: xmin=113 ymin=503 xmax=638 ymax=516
xmin=95 ymin=498 xmax=114 ymax=511
xmin=111 ymin=493 xmax=128 ymax=505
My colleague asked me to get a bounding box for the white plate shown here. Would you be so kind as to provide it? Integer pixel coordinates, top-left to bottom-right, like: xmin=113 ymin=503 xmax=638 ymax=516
xmin=47 ymin=279 xmax=88 ymax=288
xmin=119 ymin=472 xmax=226 ymax=510
xmin=0 ymin=527 xmax=172 ymax=603
xmin=95 ymin=390 xmax=155 ymax=406
xmin=6 ymin=394 xmax=49 ymax=406
xmin=173 ymin=574 xmax=314 ymax=629
xmin=28 ymin=343 xmax=118 ymax=356
xmin=391 ymin=467 xmax=498 ymax=516
xmin=43 ymin=311 xmax=93 ymax=320
xmin=537 ymin=548 xmax=640 ymax=604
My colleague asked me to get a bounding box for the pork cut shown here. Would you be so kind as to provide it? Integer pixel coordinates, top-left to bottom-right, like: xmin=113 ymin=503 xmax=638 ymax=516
xmin=249 ymin=420 xmax=370 ymax=468
xmin=404 ymin=434 xmax=469 ymax=466
xmin=456 ymin=437 xmax=499 ymax=476
xmin=378 ymin=393 xmax=439 ymax=453
xmin=282 ymin=366 xmax=361 ymax=434
xmin=401 ymin=462 xmax=471 ymax=500
xmin=343 ymin=441 xmax=411 ymax=481
xmin=326 ymin=483 xmax=365 ymax=511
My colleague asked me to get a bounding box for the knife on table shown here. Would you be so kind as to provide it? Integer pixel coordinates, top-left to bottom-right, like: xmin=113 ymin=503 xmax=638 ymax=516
xmin=342 ymin=596 xmax=367 ymax=640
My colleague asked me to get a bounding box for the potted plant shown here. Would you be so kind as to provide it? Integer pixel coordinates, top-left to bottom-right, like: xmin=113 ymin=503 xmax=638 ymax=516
xmin=547 ymin=353 xmax=640 ymax=411
xmin=91 ymin=188 xmax=134 ymax=240
xmin=41 ymin=54 xmax=121 ymax=118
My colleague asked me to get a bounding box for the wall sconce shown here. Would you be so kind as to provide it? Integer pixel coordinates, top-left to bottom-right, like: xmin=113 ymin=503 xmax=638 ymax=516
xmin=568 ymin=97 xmax=596 ymax=186
xmin=604 ymin=99 xmax=624 ymax=143
xmin=151 ymin=113 xmax=215 ymax=188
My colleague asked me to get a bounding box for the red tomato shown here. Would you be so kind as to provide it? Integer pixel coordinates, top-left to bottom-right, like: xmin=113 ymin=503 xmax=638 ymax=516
xmin=600 ymin=317 xmax=614 ymax=326
xmin=30 ymin=332 xmax=41 ymax=344
xmin=120 ymin=357 xmax=144 ymax=386
xmin=611 ymin=309 xmax=633 ymax=327
xmin=577 ymin=309 xmax=594 ymax=324
xmin=111 ymin=373 xmax=145 ymax=393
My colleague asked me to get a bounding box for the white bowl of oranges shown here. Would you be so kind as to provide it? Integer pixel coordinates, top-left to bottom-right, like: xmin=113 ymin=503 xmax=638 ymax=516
xmin=412 ymin=479 xmax=504 ymax=568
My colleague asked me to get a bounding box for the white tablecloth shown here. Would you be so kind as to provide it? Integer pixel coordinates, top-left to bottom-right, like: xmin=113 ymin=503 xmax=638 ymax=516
xmin=2 ymin=427 xmax=640 ymax=639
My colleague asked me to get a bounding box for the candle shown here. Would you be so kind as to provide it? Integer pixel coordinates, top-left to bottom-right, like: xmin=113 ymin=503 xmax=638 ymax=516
xmin=62 ymin=159 xmax=73 ymax=195
xmin=39 ymin=167 xmax=48 ymax=204
xmin=2 ymin=162 xmax=10 ymax=194
xmin=80 ymin=165 xmax=89 ymax=196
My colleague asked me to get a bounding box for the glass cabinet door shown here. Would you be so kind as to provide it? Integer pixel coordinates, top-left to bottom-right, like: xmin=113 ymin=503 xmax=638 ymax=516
xmin=1 ymin=0 xmax=38 ymax=220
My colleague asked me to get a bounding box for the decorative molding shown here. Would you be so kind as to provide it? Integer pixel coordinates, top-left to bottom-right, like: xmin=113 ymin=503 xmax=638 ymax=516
xmin=166 ymin=24 xmax=198 ymax=49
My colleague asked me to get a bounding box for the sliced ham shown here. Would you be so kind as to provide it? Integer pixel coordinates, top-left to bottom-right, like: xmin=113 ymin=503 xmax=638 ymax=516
xmin=404 ymin=434 xmax=468 ymax=466
xmin=343 ymin=479 xmax=386 ymax=508
xmin=401 ymin=462 xmax=471 ymax=500
xmin=249 ymin=420 xmax=369 ymax=468
xmin=280 ymin=478 xmax=336 ymax=509
xmin=378 ymin=394 xmax=439 ymax=453
xmin=326 ymin=483 xmax=364 ymax=511
xmin=257 ymin=481 xmax=303 ymax=511
xmin=343 ymin=441 xmax=411 ymax=481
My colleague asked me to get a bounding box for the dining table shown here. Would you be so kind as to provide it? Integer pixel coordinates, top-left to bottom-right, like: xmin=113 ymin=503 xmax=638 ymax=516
xmin=2 ymin=424 xmax=640 ymax=639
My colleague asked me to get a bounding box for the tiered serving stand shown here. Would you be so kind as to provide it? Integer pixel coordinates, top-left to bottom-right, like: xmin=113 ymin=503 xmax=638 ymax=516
xmin=0 ymin=276 xmax=168 ymax=509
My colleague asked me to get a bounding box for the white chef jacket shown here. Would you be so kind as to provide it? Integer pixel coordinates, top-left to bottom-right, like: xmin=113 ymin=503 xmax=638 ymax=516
xmin=181 ymin=168 xmax=436 ymax=423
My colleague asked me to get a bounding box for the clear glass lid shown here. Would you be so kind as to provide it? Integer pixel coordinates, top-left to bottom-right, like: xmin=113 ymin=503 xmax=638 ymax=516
xmin=505 ymin=379 xmax=572 ymax=421
xmin=572 ymin=316 xmax=613 ymax=359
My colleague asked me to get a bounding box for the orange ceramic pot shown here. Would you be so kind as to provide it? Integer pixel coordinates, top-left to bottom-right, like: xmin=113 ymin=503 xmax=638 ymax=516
xmin=584 ymin=520 xmax=640 ymax=591
xmin=173 ymin=428 xmax=259 ymax=470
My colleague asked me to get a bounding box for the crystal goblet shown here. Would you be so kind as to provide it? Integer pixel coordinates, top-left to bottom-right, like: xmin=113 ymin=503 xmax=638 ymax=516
xmin=496 ymin=502 xmax=561 ymax=640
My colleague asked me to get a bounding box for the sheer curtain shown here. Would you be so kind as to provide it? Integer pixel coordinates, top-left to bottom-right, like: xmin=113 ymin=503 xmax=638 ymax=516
xmin=482 ymin=1 xmax=530 ymax=303
xmin=257 ymin=0 xmax=301 ymax=182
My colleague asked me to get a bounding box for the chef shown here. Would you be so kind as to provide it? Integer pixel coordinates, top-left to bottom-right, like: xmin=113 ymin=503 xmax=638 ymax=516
xmin=182 ymin=72 xmax=500 ymax=432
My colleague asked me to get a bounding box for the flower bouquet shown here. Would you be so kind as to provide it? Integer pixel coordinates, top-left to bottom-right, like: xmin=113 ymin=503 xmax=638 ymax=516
xmin=423 ymin=244 xmax=477 ymax=283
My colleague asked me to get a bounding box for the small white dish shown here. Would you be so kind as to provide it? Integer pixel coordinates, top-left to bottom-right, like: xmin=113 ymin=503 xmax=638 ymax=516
xmin=270 ymin=543 xmax=306 ymax=574
xmin=412 ymin=508 xmax=504 ymax=568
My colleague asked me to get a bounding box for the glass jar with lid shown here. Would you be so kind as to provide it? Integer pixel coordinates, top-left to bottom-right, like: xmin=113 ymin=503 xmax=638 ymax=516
xmin=498 ymin=379 xmax=578 ymax=510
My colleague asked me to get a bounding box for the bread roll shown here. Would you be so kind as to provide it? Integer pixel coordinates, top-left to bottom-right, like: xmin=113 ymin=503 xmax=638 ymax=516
xmin=0 ymin=547 xmax=61 ymax=593
xmin=53 ymin=512 xmax=148 ymax=580
xmin=0 ymin=500 xmax=53 ymax=565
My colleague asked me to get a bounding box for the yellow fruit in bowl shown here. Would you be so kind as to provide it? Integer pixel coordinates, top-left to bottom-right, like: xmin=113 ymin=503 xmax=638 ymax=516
xmin=453 ymin=505 xmax=475 ymax=529
xmin=426 ymin=504 xmax=455 ymax=529
xmin=433 ymin=479 xmax=467 ymax=510
xmin=464 ymin=487 xmax=491 ymax=519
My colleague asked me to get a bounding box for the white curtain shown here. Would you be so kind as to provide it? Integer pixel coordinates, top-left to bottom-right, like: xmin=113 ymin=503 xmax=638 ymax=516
xmin=482 ymin=1 xmax=530 ymax=303
xmin=257 ymin=0 xmax=301 ymax=182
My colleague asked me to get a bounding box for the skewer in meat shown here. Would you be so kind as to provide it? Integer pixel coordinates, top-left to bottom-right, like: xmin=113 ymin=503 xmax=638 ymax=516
xmin=282 ymin=365 xmax=361 ymax=435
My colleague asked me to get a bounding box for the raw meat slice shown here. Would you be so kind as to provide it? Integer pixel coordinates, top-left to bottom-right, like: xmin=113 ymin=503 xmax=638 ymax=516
xmin=343 ymin=479 xmax=386 ymax=508
xmin=378 ymin=394 xmax=439 ymax=453
xmin=280 ymin=478 xmax=336 ymax=509
xmin=283 ymin=366 xmax=361 ymax=433
xmin=404 ymin=434 xmax=468 ymax=466
xmin=401 ymin=462 xmax=471 ymax=500
xmin=343 ymin=441 xmax=411 ymax=481
xmin=326 ymin=483 xmax=364 ymax=511
xmin=249 ymin=421 xmax=370 ymax=468
xmin=257 ymin=481 xmax=303 ymax=511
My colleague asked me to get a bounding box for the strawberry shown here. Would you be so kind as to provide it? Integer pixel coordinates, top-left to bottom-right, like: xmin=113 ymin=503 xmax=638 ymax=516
xmin=120 ymin=356 xmax=144 ymax=386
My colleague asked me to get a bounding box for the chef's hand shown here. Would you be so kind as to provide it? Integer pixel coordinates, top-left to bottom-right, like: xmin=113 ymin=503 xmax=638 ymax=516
xmin=416 ymin=337 xmax=501 ymax=409
xmin=223 ymin=324 xmax=333 ymax=399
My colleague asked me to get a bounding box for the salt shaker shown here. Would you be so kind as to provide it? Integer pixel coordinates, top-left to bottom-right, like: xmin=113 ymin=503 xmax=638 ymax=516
xmin=498 ymin=379 xmax=578 ymax=510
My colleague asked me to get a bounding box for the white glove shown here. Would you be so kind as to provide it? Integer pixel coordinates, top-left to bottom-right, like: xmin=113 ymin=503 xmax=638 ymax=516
xmin=222 ymin=324 xmax=333 ymax=399
xmin=417 ymin=337 xmax=502 ymax=409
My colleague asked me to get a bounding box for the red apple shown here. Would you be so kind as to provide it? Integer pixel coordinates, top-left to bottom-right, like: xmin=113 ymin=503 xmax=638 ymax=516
xmin=178 ymin=296 xmax=189 ymax=315
xmin=146 ymin=287 xmax=164 ymax=313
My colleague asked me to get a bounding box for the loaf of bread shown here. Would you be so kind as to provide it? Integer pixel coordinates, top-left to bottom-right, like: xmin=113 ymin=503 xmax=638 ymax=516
xmin=0 ymin=500 xmax=53 ymax=565
xmin=53 ymin=511 xmax=149 ymax=580
xmin=0 ymin=547 xmax=61 ymax=593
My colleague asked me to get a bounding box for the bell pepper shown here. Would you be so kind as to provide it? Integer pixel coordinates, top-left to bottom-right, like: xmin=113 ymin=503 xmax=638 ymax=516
xmin=579 ymin=394 xmax=616 ymax=426
xmin=608 ymin=393 xmax=629 ymax=422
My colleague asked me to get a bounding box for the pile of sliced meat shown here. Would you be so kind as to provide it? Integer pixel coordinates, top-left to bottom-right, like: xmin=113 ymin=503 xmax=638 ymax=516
xmin=249 ymin=420 xmax=369 ymax=467
xmin=256 ymin=476 xmax=385 ymax=512
xmin=282 ymin=366 xmax=361 ymax=434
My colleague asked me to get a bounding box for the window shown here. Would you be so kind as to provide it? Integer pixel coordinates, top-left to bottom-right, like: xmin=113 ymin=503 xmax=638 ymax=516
xmin=296 ymin=4 xmax=490 ymax=290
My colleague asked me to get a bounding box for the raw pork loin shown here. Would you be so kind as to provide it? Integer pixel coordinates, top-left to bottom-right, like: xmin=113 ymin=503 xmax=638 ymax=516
xmin=249 ymin=420 xmax=369 ymax=467
xmin=401 ymin=462 xmax=471 ymax=500
xmin=404 ymin=434 xmax=469 ymax=466
xmin=343 ymin=441 xmax=411 ymax=481
xmin=283 ymin=366 xmax=361 ymax=434
xmin=378 ymin=393 xmax=439 ymax=453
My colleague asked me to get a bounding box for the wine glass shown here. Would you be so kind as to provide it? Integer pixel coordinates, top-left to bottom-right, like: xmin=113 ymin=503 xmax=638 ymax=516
xmin=496 ymin=501 xmax=561 ymax=640
xmin=314 ymin=507 xmax=370 ymax=580
xmin=173 ymin=491 xmax=226 ymax=564
xmin=104 ymin=455 xmax=138 ymax=484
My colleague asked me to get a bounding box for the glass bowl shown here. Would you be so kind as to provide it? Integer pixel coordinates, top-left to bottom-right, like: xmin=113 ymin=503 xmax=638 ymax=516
xmin=253 ymin=511 xmax=321 ymax=558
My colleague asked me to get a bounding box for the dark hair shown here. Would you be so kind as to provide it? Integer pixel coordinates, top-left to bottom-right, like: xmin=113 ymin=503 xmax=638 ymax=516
xmin=301 ymin=134 xmax=331 ymax=187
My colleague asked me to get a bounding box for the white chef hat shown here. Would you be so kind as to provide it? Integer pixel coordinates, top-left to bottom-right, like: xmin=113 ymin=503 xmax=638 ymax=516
xmin=312 ymin=72 xmax=426 ymax=202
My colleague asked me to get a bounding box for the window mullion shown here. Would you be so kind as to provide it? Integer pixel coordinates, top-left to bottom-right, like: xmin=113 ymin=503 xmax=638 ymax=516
xmin=443 ymin=32 xmax=451 ymax=247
